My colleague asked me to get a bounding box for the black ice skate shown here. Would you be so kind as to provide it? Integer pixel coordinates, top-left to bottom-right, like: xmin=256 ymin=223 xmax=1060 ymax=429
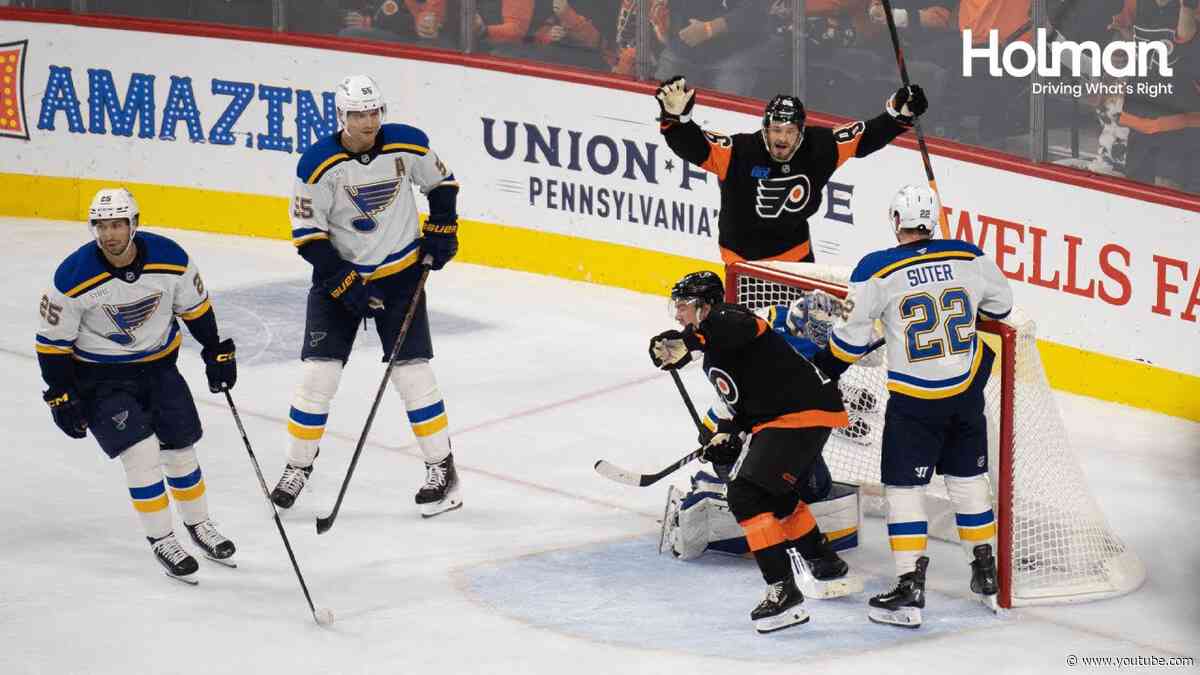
xmin=186 ymin=520 xmax=237 ymax=568
xmin=415 ymin=453 xmax=462 ymax=518
xmin=868 ymin=556 xmax=929 ymax=628
xmin=751 ymin=579 xmax=809 ymax=634
xmin=149 ymin=532 xmax=199 ymax=585
xmin=970 ymin=544 xmax=1000 ymax=612
xmin=271 ymin=453 xmax=317 ymax=509
xmin=788 ymin=538 xmax=864 ymax=599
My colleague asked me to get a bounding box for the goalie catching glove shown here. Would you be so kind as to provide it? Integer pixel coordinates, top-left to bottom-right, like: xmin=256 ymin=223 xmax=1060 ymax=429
xmin=649 ymin=328 xmax=703 ymax=370
xmin=655 ymin=76 xmax=696 ymax=125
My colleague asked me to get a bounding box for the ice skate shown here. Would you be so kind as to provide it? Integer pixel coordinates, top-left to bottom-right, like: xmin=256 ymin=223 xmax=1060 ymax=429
xmin=751 ymin=579 xmax=809 ymax=634
xmin=149 ymin=532 xmax=199 ymax=585
xmin=868 ymin=556 xmax=928 ymax=628
xmin=970 ymin=544 xmax=1000 ymax=612
xmin=789 ymin=540 xmax=864 ymax=599
xmin=416 ymin=453 xmax=462 ymax=518
xmin=186 ymin=520 xmax=237 ymax=568
xmin=271 ymin=455 xmax=316 ymax=509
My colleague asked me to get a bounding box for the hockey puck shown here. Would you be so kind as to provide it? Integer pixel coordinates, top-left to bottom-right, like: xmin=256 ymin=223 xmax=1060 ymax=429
xmin=314 ymin=607 xmax=335 ymax=626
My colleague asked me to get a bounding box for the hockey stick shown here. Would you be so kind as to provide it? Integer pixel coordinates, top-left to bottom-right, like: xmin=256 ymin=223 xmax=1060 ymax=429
xmin=594 ymin=447 xmax=705 ymax=487
xmin=593 ymin=369 xmax=707 ymax=488
xmin=316 ymin=256 xmax=434 ymax=535
xmin=878 ymin=0 xmax=951 ymax=239
xmin=223 ymin=388 xmax=331 ymax=626
xmin=669 ymin=369 xmax=705 ymax=432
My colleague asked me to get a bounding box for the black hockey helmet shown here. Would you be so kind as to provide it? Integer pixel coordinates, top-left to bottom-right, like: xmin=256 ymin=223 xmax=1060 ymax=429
xmin=671 ymin=271 xmax=724 ymax=306
xmin=763 ymin=95 xmax=805 ymax=128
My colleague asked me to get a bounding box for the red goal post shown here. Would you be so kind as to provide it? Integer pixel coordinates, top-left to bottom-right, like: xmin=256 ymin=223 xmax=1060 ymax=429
xmin=725 ymin=260 xmax=1145 ymax=608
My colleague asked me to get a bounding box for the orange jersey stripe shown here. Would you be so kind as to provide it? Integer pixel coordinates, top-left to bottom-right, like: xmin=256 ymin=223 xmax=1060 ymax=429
xmin=752 ymin=409 xmax=850 ymax=433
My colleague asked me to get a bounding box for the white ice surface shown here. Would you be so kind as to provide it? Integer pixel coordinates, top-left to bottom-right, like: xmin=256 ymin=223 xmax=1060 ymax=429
xmin=1 ymin=219 xmax=1197 ymax=674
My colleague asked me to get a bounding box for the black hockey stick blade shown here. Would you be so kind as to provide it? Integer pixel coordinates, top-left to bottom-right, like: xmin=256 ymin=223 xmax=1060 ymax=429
xmin=594 ymin=447 xmax=704 ymax=487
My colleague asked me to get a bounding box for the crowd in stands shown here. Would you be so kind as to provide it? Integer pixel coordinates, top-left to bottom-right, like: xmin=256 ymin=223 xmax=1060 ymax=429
xmin=4 ymin=0 xmax=1195 ymax=192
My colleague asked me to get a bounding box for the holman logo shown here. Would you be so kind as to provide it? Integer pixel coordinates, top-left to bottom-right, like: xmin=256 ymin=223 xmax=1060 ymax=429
xmin=962 ymin=28 xmax=1173 ymax=78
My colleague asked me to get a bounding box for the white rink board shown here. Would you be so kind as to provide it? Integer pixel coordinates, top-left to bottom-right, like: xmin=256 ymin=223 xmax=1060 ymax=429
xmin=1 ymin=19 xmax=1198 ymax=376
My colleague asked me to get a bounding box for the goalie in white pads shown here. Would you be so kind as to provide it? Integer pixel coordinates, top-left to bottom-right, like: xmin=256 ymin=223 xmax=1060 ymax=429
xmin=272 ymin=74 xmax=463 ymax=518
xmin=813 ymin=185 xmax=1014 ymax=627
xmin=35 ymin=188 xmax=238 ymax=583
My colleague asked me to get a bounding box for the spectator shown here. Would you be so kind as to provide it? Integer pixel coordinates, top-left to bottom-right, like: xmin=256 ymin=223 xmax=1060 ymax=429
xmin=1112 ymin=0 xmax=1200 ymax=191
xmin=609 ymin=0 xmax=669 ymax=76
xmin=653 ymin=1 xmax=782 ymax=98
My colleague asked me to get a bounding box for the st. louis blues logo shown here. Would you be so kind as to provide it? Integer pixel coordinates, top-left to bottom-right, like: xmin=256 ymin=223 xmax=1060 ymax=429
xmin=102 ymin=293 xmax=162 ymax=345
xmin=706 ymin=366 xmax=740 ymax=406
xmin=345 ymin=178 xmax=402 ymax=232
xmin=755 ymin=174 xmax=811 ymax=219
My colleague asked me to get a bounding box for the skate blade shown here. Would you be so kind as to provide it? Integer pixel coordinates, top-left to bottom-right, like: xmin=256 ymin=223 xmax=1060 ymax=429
xmin=979 ymin=592 xmax=1001 ymax=614
xmin=164 ymin=571 xmax=198 ymax=586
xmin=799 ymin=573 xmax=865 ymax=599
xmin=754 ymin=608 xmax=810 ymax=634
xmin=203 ymin=554 xmax=238 ymax=569
xmin=867 ymin=606 xmax=922 ymax=628
xmin=420 ymin=492 xmax=463 ymax=518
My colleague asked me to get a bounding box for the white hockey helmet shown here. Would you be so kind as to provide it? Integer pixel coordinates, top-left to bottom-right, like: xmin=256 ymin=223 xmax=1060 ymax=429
xmin=335 ymin=74 xmax=386 ymax=128
xmin=889 ymin=184 xmax=940 ymax=235
xmin=88 ymin=187 xmax=139 ymax=252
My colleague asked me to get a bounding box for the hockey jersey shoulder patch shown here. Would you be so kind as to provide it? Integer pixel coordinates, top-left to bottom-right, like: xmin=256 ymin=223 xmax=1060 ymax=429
xmin=297 ymin=133 xmax=351 ymax=184
xmin=380 ymin=123 xmax=430 ymax=156
xmin=53 ymin=242 xmax=111 ymax=298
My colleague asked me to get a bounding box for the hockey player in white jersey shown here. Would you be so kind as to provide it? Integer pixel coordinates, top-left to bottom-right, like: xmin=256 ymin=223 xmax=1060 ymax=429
xmin=36 ymin=188 xmax=239 ymax=583
xmin=813 ymin=185 xmax=1014 ymax=627
xmin=271 ymin=74 xmax=463 ymax=518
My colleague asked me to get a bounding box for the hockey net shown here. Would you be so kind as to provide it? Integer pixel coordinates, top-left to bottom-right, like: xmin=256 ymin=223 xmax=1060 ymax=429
xmin=727 ymin=261 xmax=1145 ymax=608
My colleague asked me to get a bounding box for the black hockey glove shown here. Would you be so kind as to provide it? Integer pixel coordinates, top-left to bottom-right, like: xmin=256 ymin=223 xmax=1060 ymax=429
xmin=420 ymin=221 xmax=458 ymax=271
xmin=323 ymin=265 xmax=385 ymax=319
xmin=649 ymin=328 xmax=702 ymax=370
xmin=701 ymin=432 xmax=742 ymax=466
xmin=43 ymin=387 xmax=88 ymax=439
xmin=201 ymin=338 xmax=237 ymax=393
xmin=886 ymin=84 xmax=928 ymax=125
xmin=697 ymin=415 xmax=738 ymax=446
xmin=656 ymin=75 xmax=696 ymax=124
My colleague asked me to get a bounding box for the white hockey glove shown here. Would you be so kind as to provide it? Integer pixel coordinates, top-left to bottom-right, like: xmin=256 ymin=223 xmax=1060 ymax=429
xmin=656 ymin=76 xmax=696 ymax=124
xmin=648 ymin=329 xmax=700 ymax=370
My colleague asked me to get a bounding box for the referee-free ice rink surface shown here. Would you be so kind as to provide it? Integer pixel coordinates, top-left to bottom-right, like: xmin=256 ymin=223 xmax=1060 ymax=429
xmin=1 ymin=219 xmax=1197 ymax=674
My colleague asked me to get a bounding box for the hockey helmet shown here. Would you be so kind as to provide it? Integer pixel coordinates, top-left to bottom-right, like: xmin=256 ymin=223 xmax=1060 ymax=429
xmin=762 ymin=95 xmax=805 ymax=129
xmin=889 ymin=184 xmax=940 ymax=234
xmin=88 ymin=187 xmax=139 ymax=252
xmin=671 ymin=271 xmax=725 ymax=306
xmin=335 ymin=74 xmax=387 ymax=127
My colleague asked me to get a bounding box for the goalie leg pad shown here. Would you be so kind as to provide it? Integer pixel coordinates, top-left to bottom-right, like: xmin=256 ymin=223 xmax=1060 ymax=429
xmin=286 ymin=358 xmax=344 ymax=466
xmin=120 ymin=435 xmax=173 ymax=540
xmin=389 ymin=359 xmax=451 ymax=464
xmin=809 ymin=482 xmax=861 ymax=551
xmin=664 ymin=485 xmax=747 ymax=560
xmin=161 ymin=445 xmax=210 ymax=526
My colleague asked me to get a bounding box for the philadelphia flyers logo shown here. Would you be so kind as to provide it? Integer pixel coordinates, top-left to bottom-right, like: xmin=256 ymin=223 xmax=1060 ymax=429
xmin=706 ymin=366 xmax=740 ymax=406
xmin=755 ymin=174 xmax=811 ymax=219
